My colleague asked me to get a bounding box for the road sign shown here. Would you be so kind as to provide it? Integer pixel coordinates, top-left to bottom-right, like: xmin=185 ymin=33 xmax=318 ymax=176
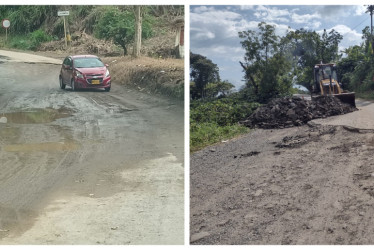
xmin=2 ymin=19 xmax=10 ymax=42
xmin=2 ymin=19 xmax=10 ymax=28
xmin=58 ymin=11 xmax=69 ymax=16
xmin=58 ymin=11 xmax=69 ymax=48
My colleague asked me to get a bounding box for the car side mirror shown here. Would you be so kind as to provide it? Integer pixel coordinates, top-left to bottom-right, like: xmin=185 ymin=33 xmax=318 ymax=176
xmin=105 ymin=64 xmax=109 ymax=68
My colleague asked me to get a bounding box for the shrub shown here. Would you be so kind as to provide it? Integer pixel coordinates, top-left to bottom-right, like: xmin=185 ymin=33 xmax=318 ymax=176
xmin=29 ymin=29 xmax=53 ymax=50
xmin=190 ymin=98 xmax=260 ymax=126
xmin=190 ymin=97 xmax=260 ymax=151
xmin=9 ymin=36 xmax=30 ymax=50
xmin=94 ymin=7 xmax=153 ymax=55
xmin=190 ymin=122 xmax=249 ymax=152
xmin=7 ymin=29 xmax=52 ymax=50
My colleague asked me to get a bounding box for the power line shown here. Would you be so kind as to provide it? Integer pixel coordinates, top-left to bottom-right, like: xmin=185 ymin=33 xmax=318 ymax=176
xmin=341 ymin=15 xmax=370 ymax=37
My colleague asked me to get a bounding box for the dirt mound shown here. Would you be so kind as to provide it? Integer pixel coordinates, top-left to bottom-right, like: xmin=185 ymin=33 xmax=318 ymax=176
xmin=101 ymin=56 xmax=184 ymax=99
xmin=39 ymin=28 xmax=178 ymax=59
xmin=242 ymin=96 xmax=357 ymax=129
xmin=141 ymin=29 xmax=177 ymax=58
xmin=39 ymin=32 xmax=121 ymax=56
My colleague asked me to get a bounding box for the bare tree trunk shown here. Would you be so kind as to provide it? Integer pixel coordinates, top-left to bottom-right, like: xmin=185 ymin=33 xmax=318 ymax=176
xmin=133 ymin=6 xmax=142 ymax=57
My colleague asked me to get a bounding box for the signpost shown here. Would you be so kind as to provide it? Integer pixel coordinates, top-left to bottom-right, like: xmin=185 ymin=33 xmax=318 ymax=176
xmin=2 ymin=19 xmax=10 ymax=42
xmin=58 ymin=11 xmax=69 ymax=48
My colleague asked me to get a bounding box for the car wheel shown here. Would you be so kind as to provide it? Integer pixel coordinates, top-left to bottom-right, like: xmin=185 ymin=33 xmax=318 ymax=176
xmin=71 ymin=79 xmax=76 ymax=91
xmin=59 ymin=76 xmax=66 ymax=89
xmin=104 ymin=87 xmax=111 ymax=92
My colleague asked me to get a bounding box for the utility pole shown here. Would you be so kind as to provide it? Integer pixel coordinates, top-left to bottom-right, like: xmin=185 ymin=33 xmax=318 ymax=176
xmin=366 ymin=5 xmax=374 ymax=54
xmin=367 ymin=5 xmax=374 ymax=35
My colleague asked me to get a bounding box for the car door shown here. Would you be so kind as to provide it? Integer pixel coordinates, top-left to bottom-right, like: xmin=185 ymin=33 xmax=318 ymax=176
xmin=61 ymin=57 xmax=73 ymax=85
xmin=61 ymin=57 xmax=70 ymax=84
xmin=65 ymin=57 xmax=74 ymax=85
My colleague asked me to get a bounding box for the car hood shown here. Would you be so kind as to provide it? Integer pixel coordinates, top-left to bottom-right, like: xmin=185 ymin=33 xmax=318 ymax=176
xmin=75 ymin=67 xmax=106 ymax=75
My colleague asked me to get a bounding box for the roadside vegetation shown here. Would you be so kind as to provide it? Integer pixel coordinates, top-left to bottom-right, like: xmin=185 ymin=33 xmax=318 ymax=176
xmin=190 ymin=97 xmax=260 ymax=151
xmin=191 ymin=5 xmax=374 ymax=151
xmin=0 ymin=6 xmax=170 ymax=54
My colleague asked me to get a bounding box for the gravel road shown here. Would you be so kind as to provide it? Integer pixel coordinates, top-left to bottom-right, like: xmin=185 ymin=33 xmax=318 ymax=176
xmin=191 ymin=99 xmax=374 ymax=245
xmin=0 ymin=50 xmax=184 ymax=244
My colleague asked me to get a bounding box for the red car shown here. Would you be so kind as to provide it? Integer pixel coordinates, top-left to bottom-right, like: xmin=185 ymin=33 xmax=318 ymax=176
xmin=59 ymin=55 xmax=111 ymax=92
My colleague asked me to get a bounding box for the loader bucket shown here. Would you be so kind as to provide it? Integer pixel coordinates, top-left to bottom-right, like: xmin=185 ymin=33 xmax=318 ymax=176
xmin=333 ymin=92 xmax=356 ymax=108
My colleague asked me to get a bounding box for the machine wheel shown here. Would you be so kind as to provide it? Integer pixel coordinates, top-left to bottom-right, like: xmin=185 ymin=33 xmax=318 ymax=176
xmin=71 ymin=79 xmax=76 ymax=91
xmin=104 ymin=87 xmax=111 ymax=92
xmin=59 ymin=76 xmax=66 ymax=89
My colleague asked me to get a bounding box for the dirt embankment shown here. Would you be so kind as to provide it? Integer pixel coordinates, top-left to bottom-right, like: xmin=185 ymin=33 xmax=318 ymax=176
xmin=191 ymin=121 xmax=374 ymax=244
xmin=103 ymin=56 xmax=184 ymax=99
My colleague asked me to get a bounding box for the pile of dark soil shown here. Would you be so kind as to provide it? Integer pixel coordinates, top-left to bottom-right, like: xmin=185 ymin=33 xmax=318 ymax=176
xmin=241 ymin=96 xmax=357 ymax=129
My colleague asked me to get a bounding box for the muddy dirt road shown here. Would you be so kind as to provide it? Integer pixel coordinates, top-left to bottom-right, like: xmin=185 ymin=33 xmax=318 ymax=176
xmin=0 ymin=50 xmax=184 ymax=244
xmin=191 ymin=101 xmax=374 ymax=245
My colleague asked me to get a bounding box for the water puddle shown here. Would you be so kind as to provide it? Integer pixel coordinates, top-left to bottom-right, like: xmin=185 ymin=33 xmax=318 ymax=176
xmin=0 ymin=205 xmax=39 ymax=238
xmin=0 ymin=55 xmax=10 ymax=64
xmin=4 ymin=141 xmax=79 ymax=152
xmin=0 ymin=108 xmax=72 ymax=124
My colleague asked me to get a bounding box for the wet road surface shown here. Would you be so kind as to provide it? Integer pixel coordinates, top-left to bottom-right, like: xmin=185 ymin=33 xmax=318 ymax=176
xmin=0 ymin=52 xmax=184 ymax=244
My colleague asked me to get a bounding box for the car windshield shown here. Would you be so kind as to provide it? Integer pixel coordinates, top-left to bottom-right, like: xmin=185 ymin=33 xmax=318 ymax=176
xmin=74 ymin=57 xmax=104 ymax=68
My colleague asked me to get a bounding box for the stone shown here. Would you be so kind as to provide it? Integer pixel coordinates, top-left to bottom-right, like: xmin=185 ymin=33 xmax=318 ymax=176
xmin=191 ymin=231 xmax=211 ymax=243
xmin=254 ymin=189 xmax=263 ymax=197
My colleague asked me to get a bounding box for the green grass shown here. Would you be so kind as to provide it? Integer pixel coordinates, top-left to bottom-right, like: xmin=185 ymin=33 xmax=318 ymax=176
xmin=0 ymin=34 xmax=31 ymax=50
xmin=190 ymin=98 xmax=259 ymax=152
xmin=0 ymin=29 xmax=53 ymax=51
xmin=355 ymin=91 xmax=374 ymax=101
xmin=190 ymin=122 xmax=250 ymax=152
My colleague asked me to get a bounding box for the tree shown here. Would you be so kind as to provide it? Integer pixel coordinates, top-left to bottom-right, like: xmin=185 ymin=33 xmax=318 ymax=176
xmin=3 ymin=6 xmax=57 ymax=34
xmin=319 ymin=29 xmax=343 ymax=63
xmin=205 ymin=80 xmax=235 ymax=98
xmin=338 ymin=45 xmax=365 ymax=90
xmin=190 ymin=52 xmax=220 ymax=99
xmin=133 ymin=6 xmax=142 ymax=57
xmin=338 ymin=25 xmax=374 ymax=92
xmin=239 ymin=22 xmax=293 ymax=102
xmin=286 ymin=28 xmax=342 ymax=91
xmin=94 ymin=6 xmax=152 ymax=56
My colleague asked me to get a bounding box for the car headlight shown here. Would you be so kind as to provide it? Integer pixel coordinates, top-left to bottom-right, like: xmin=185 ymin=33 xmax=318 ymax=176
xmin=75 ymin=71 xmax=84 ymax=79
xmin=105 ymin=69 xmax=110 ymax=77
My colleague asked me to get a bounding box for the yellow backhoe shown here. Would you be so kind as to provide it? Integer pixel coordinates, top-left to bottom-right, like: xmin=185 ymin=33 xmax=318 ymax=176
xmin=312 ymin=63 xmax=356 ymax=107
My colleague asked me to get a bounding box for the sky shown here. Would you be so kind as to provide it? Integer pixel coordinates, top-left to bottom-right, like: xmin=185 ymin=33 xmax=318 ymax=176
xmin=190 ymin=5 xmax=371 ymax=89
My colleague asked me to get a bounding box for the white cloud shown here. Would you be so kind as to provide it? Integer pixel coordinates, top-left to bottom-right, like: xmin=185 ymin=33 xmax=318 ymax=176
xmin=253 ymin=5 xmax=291 ymax=23
xmin=354 ymin=5 xmax=366 ymax=16
xmin=193 ymin=30 xmax=215 ymax=40
xmin=210 ymin=45 xmax=244 ymax=57
xmin=327 ymin=24 xmax=362 ymax=43
xmin=240 ymin=5 xmax=255 ymax=10
xmin=190 ymin=8 xmax=268 ymax=49
xmin=315 ymin=25 xmax=363 ymax=52
xmin=190 ymin=9 xmax=244 ymax=47
xmin=312 ymin=21 xmax=322 ymax=29
xmin=292 ymin=12 xmax=321 ymax=24
xmin=192 ymin=6 xmax=216 ymax=14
